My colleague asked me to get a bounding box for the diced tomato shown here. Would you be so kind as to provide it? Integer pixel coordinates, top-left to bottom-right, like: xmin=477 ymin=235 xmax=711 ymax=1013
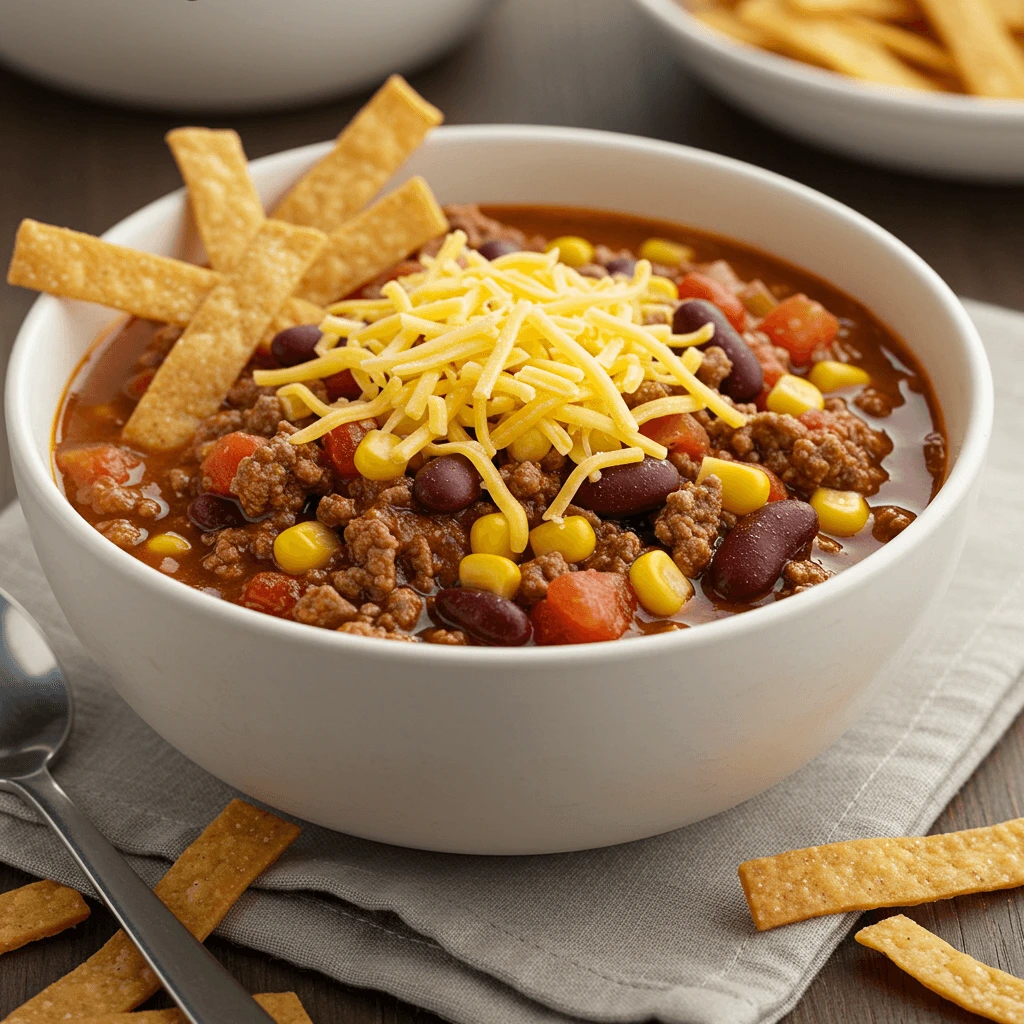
xmin=323 ymin=418 xmax=378 ymax=479
xmin=200 ymin=432 xmax=267 ymax=496
xmin=240 ymin=572 xmax=302 ymax=618
xmin=56 ymin=444 xmax=141 ymax=488
xmin=640 ymin=412 xmax=710 ymax=461
xmin=531 ymin=570 xmax=637 ymax=645
xmin=678 ymin=272 xmax=747 ymax=332
xmin=759 ymin=294 xmax=839 ymax=367
xmin=324 ymin=369 xmax=362 ymax=401
xmin=753 ymin=465 xmax=788 ymax=502
xmin=747 ymin=334 xmax=789 ymax=388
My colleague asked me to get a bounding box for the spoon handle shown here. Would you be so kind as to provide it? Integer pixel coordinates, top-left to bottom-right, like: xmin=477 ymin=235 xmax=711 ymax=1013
xmin=10 ymin=768 xmax=275 ymax=1024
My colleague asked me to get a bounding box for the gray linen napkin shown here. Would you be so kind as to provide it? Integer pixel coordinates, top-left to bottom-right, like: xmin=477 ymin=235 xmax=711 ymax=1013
xmin=1 ymin=298 xmax=1022 ymax=1024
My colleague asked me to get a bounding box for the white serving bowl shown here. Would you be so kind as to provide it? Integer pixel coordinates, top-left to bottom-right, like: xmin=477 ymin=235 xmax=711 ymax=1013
xmin=0 ymin=0 xmax=488 ymax=112
xmin=631 ymin=0 xmax=1024 ymax=182
xmin=7 ymin=126 xmax=992 ymax=854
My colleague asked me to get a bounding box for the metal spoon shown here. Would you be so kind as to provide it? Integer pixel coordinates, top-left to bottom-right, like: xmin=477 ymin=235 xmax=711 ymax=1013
xmin=0 ymin=587 xmax=275 ymax=1024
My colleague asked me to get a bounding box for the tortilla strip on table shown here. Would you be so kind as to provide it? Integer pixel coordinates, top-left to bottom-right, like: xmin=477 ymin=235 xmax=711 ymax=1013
xmin=73 ymin=992 xmax=312 ymax=1024
xmin=166 ymin=127 xmax=266 ymax=271
xmin=273 ymin=74 xmax=443 ymax=234
xmin=297 ymin=176 xmax=448 ymax=307
xmin=0 ymin=880 xmax=90 ymax=955
xmin=2 ymin=801 xmax=300 ymax=1024
xmin=123 ymin=220 xmax=325 ymax=450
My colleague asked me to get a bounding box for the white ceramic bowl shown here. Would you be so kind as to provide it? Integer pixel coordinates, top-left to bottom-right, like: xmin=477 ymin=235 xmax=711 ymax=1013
xmin=0 ymin=0 xmax=488 ymax=112
xmin=7 ymin=126 xmax=992 ymax=854
xmin=631 ymin=0 xmax=1024 ymax=182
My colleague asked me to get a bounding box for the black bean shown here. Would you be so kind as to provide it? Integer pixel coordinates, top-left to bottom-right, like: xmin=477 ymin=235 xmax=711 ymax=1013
xmin=573 ymin=458 xmax=679 ymax=518
xmin=605 ymin=256 xmax=638 ymax=277
xmin=478 ymin=239 xmax=520 ymax=261
xmin=414 ymin=455 xmax=482 ymax=513
xmin=271 ymin=324 xmax=322 ymax=367
xmin=435 ymin=588 xmax=532 ymax=646
xmin=673 ymin=299 xmax=764 ymax=403
xmin=188 ymin=493 xmax=245 ymax=532
xmin=706 ymin=500 xmax=819 ymax=602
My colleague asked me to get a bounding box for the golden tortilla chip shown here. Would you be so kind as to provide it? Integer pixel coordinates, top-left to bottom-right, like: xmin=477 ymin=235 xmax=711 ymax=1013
xmin=856 ymin=915 xmax=1024 ymax=1023
xmin=297 ymin=176 xmax=447 ymax=307
xmin=166 ymin=127 xmax=265 ymax=271
xmin=0 ymin=880 xmax=89 ymax=955
xmin=5 ymin=800 xmax=300 ymax=1023
xmin=273 ymin=74 xmax=443 ymax=233
xmin=917 ymin=0 xmax=1024 ymax=97
xmin=123 ymin=220 xmax=325 ymax=450
xmin=739 ymin=816 xmax=1024 ymax=931
xmin=73 ymin=992 xmax=312 ymax=1024
xmin=846 ymin=15 xmax=957 ymax=73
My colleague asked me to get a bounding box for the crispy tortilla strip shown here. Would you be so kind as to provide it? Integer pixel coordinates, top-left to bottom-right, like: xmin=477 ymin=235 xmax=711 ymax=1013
xmin=857 ymin=915 xmax=1024 ymax=1023
xmin=124 ymin=221 xmax=325 ymax=450
xmin=845 ymin=15 xmax=957 ymax=73
xmin=788 ymin=0 xmax=919 ymax=18
xmin=0 ymin=881 xmax=89 ymax=955
xmin=297 ymin=176 xmax=447 ymax=307
xmin=738 ymin=0 xmax=940 ymax=88
xmin=739 ymin=816 xmax=1024 ymax=931
xmin=917 ymin=0 xmax=1024 ymax=97
xmin=74 ymin=992 xmax=312 ymax=1024
xmin=166 ymin=128 xmax=265 ymax=271
xmin=274 ymin=75 xmax=443 ymax=233
xmin=995 ymin=0 xmax=1024 ymax=31
xmin=697 ymin=7 xmax=778 ymax=46
xmin=3 ymin=801 xmax=300 ymax=1024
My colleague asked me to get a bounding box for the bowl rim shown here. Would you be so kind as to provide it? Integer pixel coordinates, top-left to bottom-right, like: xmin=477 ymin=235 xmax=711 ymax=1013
xmin=6 ymin=123 xmax=994 ymax=667
xmin=631 ymin=0 xmax=1024 ymax=119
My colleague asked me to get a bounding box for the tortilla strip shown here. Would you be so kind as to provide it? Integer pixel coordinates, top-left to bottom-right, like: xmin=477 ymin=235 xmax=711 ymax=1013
xmin=739 ymin=816 xmax=1024 ymax=930
xmin=0 ymin=881 xmax=89 ymax=955
xmin=166 ymin=128 xmax=265 ymax=271
xmin=788 ymin=0 xmax=919 ymax=18
xmin=75 ymin=992 xmax=312 ymax=1024
xmin=917 ymin=0 xmax=1024 ymax=97
xmin=3 ymin=801 xmax=300 ymax=1024
xmin=995 ymin=0 xmax=1024 ymax=31
xmin=274 ymin=75 xmax=443 ymax=233
xmin=123 ymin=220 xmax=325 ymax=450
xmin=697 ymin=7 xmax=777 ymax=46
xmin=857 ymin=915 xmax=1024 ymax=1023
xmin=845 ymin=15 xmax=957 ymax=74
xmin=297 ymin=176 xmax=447 ymax=307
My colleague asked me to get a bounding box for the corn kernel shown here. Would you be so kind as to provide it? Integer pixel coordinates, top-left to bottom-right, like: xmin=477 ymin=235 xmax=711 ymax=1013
xmin=545 ymin=235 xmax=594 ymax=269
xmin=529 ymin=516 xmax=597 ymax=563
xmin=697 ymin=456 xmax=771 ymax=516
xmin=808 ymin=360 xmax=871 ymax=394
xmin=471 ymin=512 xmax=519 ymax=562
xmin=629 ymin=550 xmax=694 ymax=617
xmin=810 ymin=487 xmax=870 ymax=537
xmin=354 ymin=429 xmax=408 ymax=481
xmin=509 ymin=426 xmax=552 ymax=463
xmin=639 ymin=237 xmax=694 ymax=267
xmin=766 ymin=374 xmax=825 ymax=417
xmin=459 ymin=553 xmax=522 ymax=600
xmin=646 ymin=275 xmax=679 ymax=301
xmin=273 ymin=521 xmax=341 ymax=574
xmin=146 ymin=532 xmax=191 ymax=556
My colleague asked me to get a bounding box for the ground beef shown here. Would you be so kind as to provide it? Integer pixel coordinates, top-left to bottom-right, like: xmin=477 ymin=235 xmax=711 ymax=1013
xmin=854 ymin=388 xmax=893 ymax=418
xmin=227 ymin=375 xmax=276 ymax=411
xmin=167 ymin=468 xmax=192 ymax=498
xmin=654 ymin=476 xmax=723 ymax=577
xmin=242 ymin=396 xmax=286 ymax=436
xmin=668 ymin=451 xmax=701 ymax=483
xmin=540 ymin=449 xmax=568 ymax=475
xmin=317 ymin=493 xmax=358 ymax=529
xmin=231 ymin=430 xmax=332 ymax=518
xmin=200 ymin=527 xmax=252 ymax=579
xmin=291 ymin=585 xmax=358 ymax=629
xmin=188 ymin=410 xmax=244 ymax=463
xmin=778 ymin=559 xmax=833 ymax=597
xmin=499 ymin=460 xmax=562 ymax=505
xmin=421 ymin=627 xmax=469 ymax=645
xmin=872 ymin=505 xmax=917 ymax=543
xmin=695 ymin=346 xmax=733 ymax=390
xmin=333 ymin=514 xmax=399 ymax=603
xmin=137 ymin=324 xmax=182 ymax=369
xmin=378 ymin=588 xmax=425 ymax=632
xmin=745 ymin=332 xmax=790 ymax=382
xmin=517 ymin=551 xmax=572 ymax=606
xmin=578 ymin=263 xmax=609 ymax=279
xmin=97 ymin=519 xmax=143 ymax=548
xmin=623 ymin=380 xmax=671 ymax=409
xmin=582 ymin=523 xmax=643 ymax=574
xmin=924 ymin=431 xmax=947 ymax=480
xmin=346 ymin=476 xmax=414 ymax=514
xmin=815 ymin=534 xmax=843 ymax=555
xmin=441 ymin=203 xmax=542 ymax=252
xmin=74 ymin=478 xmax=139 ymax=516
xmin=338 ymin=621 xmax=416 ymax=642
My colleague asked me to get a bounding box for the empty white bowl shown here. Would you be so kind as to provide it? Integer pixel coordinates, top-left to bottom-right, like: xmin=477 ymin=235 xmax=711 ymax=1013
xmin=0 ymin=0 xmax=489 ymax=112
xmin=6 ymin=126 xmax=992 ymax=853
xmin=631 ymin=0 xmax=1024 ymax=182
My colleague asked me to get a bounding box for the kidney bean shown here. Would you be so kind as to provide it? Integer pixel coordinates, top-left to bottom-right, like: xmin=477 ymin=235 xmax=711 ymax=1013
xmin=706 ymin=500 xmax=819 ymax=603
xmin=435 ymin=588 xmax=532 ymax=646
xmin=188 ymin=493 xmax=245 ymax=532
xmin=478 ymin=239 xmax=520 ymax=261
xmin=573 ymin=458 xmax=679 ymax=517
xmin=414 ymin=455 xmax=482 ymax=513
xmin=271 ymin=324 xmax=322 ymax=367
xmin=605 ymin=255 xmax=638 ymax=277
xmin=672 ymin=299 xmax=764 ymax=403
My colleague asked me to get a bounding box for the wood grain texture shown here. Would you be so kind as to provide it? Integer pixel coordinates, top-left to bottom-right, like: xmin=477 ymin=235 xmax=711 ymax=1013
xmin=1 ymin=0 xmax=1023 ymax=1020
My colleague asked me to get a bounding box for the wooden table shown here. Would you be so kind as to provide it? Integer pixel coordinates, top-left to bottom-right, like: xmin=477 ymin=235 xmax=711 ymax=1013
xmin=1 ymin=1 xmax=1023 ymax=1020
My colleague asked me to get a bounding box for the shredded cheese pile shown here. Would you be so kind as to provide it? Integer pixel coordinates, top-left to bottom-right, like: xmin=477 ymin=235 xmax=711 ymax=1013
xmin=253 ymin=230 xmax=747 ymax=553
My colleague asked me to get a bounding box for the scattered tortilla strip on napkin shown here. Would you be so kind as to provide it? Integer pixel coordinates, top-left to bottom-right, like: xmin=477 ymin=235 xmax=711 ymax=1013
xmin=2 ymin=800 xmax=300 ymax=1024
xmin=73 ymin=992 xmax=312 ymax=1024
xmin=0 ymin=880 xmax=89 ymax=955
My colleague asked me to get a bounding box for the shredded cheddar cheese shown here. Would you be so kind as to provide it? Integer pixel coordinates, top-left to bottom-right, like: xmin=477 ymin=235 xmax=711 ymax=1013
xmin=252 ymin=230 xmax=746 ymax=536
